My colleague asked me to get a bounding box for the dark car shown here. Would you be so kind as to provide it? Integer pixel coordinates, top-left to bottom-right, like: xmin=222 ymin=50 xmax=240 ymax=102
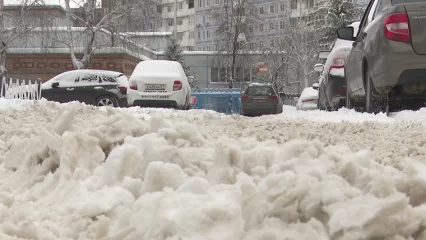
xmin=41 ymin=70 xmax=129 ymax=107
xmin=241 ymin=83 xmax=283 ymax=116
xmin=337 ymin=0 xmax=426 ymax=113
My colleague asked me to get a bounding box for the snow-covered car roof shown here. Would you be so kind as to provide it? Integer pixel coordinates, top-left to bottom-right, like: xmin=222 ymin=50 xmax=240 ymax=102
xmin=130 ymin=60 xmax=184 ymax=79
xmin=42 ymin=69 xmax=127 ymax=89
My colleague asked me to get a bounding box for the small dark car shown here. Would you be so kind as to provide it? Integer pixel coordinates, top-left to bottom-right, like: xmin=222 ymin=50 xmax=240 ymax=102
xmin=41 ymin=70 xmax=129 ymax=107
xmin=241 ymin=83 xmax=283 ymax=116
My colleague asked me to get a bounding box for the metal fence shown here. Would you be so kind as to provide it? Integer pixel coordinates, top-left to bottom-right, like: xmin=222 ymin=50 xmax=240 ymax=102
xmin=279 ymin=92 xmax=300 ymax=107
xmin=191 ymin=88 xmax=242 ymax=114
xmin=0 ymin=76 xmax=42 ymax=100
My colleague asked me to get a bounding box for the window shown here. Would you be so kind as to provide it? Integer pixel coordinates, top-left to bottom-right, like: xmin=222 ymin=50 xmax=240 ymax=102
xmin=189 ymin=0 xmax=194 ymax=8
xmin=168 ymin=18 xmax=174 ymax=26
xmin=259 ymin=6 xmax=264 ymax=15
xmin=280 ymin=20 xmax=285 ymax=30
xmin=211 ymin=67 xmax=219 ymax=82
xmin=206 ymin=14 xmax=211 ymax=23
xmin=156 ymin=5 xmax=162 ymax=13
xmin=198 ymin=47 xmax=203 ymax=51
xmin=178 ymin=2 xmax=183 ymax=10
xmin=168 ymin=5 xmax=173 ymax=12
xmin=197 ymin=31 xmax=201 ymax=40
xmin=249 ymin=25 xmax=254 ymax=33
xmin=259 ymin=40 xmax=264 ymax=48
xmin=269 ymin=22 xmax=275 ymax=31
xmin=197 ymin=15 xmax=202 ymax=24
xmin=308 ymin=0 xmax=314 ymax=7
xmin=101 ymin=76 xmax=116 ymax=83
xmin=206 ymin=0 xmax=211 ymax=6
xmin=290 ymin=17 xmax=297 ymax=27
xmin=177 ymin=32 xmax=184 ymax=41
xmin=198 ymin=0 xmax=202 ymax=7
xmin=207 ymin=30 xmax=211 ymax=38
xmin=269 ymin=4 xmax=275 ymax=14
xmin=291 ymin=0 xmax=297 ymax=9
xmin=189 ymin=16 xmax=194 ymax=24
xmin=177 ymin=17 xmax=184 ymax=25
xmin=259 ymin=24 xmax=264 ymax=32
xmin=280 ymin=3 xmax=286 ymax=12
xmin=270 ymin=39 xmax=275 ymax=47
xmin=249 ymin=42 xmax=256 ymax=50
xmin=250 ymin=8 xmax=256 ymax=16
xmin=206 ymin=46 xmax=211 ymax=51
xmin=189 ymin=31 xmax=194 ymax=39
xmin=79 ymin=74 xmax=99 ymax=83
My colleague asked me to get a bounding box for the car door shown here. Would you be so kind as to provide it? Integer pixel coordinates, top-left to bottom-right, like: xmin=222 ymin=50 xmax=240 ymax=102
xmin=72 ymin=73 xmax=105 ymax=105
xmin=41 ymin=73 xmax=79 ymax=103
xmin=348 ymin=0 xmax=380 ymax=95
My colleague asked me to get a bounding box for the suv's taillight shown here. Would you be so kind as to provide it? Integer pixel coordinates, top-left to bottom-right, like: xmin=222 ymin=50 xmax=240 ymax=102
xmin=117 ymin=86 xmax=127 ymax=94
xmin=241 ymin=94 xmax=250 ymax=100
xmin=129 ymin=80 xmax=137 ymax=90
xmin=329 ymin=57 xmax=345 ymax=72
xmin=173 ymin=80 xmax=182 ymax=91
xmin=384 ymin=13 xmax=411 ymax=43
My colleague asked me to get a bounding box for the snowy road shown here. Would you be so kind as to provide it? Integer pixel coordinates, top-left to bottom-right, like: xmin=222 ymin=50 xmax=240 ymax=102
xmin=2 ymin=100 xmax=426 ymax=239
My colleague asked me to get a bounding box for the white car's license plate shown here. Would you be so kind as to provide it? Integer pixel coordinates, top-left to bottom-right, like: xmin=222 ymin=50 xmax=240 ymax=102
xmin=145 ymin=84 xmax=165 ymax=90
xmin=141 ymin=95 xmax=169 ymax=99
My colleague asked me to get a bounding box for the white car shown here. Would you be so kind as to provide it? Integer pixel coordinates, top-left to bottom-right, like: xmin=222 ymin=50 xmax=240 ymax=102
xmin=127 ymin=60 xmax=193 ymax=109
xmin=315 ymin=21 xmax=360 ymax=111
xmin=296 ymin=83 xmax=319 ymax=111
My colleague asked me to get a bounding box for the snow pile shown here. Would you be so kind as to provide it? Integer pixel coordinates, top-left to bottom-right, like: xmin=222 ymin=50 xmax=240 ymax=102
xmin=2 ymin=100 xmax=426 ymax=239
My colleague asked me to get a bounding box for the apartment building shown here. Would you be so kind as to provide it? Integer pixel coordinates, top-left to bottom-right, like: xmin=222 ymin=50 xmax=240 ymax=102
xmin=193 ymin=0 xmax=321 ymax=51
xmin=154 ymin=0 xmax=196 ymax=51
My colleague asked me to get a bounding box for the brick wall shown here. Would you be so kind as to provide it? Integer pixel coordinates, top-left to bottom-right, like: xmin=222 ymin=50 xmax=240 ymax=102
xmin=7 ymin=52 xmax=141 ymax=82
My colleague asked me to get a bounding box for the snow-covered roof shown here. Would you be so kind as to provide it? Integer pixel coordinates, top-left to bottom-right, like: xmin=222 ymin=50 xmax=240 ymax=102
xmin=121 ymin=32 xmax=173 ymax=37
xmin=8 ymin=47 xmax=151 ymax=61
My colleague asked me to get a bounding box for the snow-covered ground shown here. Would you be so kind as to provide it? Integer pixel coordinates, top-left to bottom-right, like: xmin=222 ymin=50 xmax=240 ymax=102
xmin=2 ymin=99 xmax=426 ymax=239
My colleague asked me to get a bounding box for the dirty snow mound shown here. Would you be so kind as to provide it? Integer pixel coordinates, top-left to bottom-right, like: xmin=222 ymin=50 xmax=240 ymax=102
xmin=1 ymin=99 xmax=426 ymax=239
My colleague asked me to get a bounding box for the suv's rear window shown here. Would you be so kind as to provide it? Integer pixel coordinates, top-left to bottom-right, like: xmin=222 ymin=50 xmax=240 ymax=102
xmin=392 ymin=0 xmax=424 ymax=4
xmin=247 ymin=86 xmax=275 ymax=96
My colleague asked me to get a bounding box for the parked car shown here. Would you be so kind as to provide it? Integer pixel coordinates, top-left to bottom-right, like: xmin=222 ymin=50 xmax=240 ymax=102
xmin=41 ymin=70 xmax=129 ymax=107
xmin=296 ymin=83 xmax=319 ymax=111
xmin=240 ymin=83 xmax=283 ymax=116
xmin=337 ymin=0 xmax=426 ymax=113
xmin=127 ymin=60 xmax=193 ymax=110
xmin=315 ymin=21 xmax=360 ymax=111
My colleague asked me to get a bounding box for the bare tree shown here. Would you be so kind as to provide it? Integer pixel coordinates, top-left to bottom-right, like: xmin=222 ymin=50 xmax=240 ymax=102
xmin=0 ymin=0 xmax=50 ymax=73
xmin=212 ymin=0 xmax=258 ymax=88
xmin=274 ymin=19 xmax=320 ymax=89
xmin=62 ymin=0 xmax=135 ymax=69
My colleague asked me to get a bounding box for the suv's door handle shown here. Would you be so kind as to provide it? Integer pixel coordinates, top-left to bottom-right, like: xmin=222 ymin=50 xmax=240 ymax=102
xmin=66 ymin=88 xmax=74 ymax=91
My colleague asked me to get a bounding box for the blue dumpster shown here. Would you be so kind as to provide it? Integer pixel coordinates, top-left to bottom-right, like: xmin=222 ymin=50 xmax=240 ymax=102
xmin=191 ymin=88 xmax=242 ymax=114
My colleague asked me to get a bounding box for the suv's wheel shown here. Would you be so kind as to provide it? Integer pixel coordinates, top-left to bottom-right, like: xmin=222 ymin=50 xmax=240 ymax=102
xmin=95 ymin=95 xmax=117 ymax=107
xmin=365 ymin=68 xmax=388 ymax=114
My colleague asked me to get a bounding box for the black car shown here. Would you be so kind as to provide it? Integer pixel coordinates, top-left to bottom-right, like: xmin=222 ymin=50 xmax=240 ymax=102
xmin=241 ymin=83 xmax=283 ymax=116
xmin=41 ymin=70 xmax=129 ymax=107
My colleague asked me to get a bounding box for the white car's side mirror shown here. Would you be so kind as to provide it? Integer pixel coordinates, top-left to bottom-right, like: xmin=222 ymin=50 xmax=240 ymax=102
xmin=312 ymin=83 xmax=319 ymax=90
xmin=313 ymin=64 xmax=324 ymax=73
xmin=188 ymin=76 xmax=195 ymax=83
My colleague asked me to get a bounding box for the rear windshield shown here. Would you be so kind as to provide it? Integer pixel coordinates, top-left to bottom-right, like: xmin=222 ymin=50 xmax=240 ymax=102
xmin=392 ymin=0 xmax=423 ymax=4
xmin=247 ymin=86 xmax=275 ymax=96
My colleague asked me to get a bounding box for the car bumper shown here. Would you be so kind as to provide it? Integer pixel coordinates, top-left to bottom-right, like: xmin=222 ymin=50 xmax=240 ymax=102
xmin=127 ymin=89 xmax=186 ymax=107
xmin=372 ymin=42 xmax=426 ymax=90
xmin=241 ymin=104 xmax=279 ymax=115
xmin=297 ymin=102 xmax=317 ymax=111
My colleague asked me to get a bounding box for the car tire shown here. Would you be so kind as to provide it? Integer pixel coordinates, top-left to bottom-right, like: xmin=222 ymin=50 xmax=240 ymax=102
xmin=365 ymin=68 xmax=388 ymax=114
xmin=95 ymin=95 xmax=117 ymax=107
